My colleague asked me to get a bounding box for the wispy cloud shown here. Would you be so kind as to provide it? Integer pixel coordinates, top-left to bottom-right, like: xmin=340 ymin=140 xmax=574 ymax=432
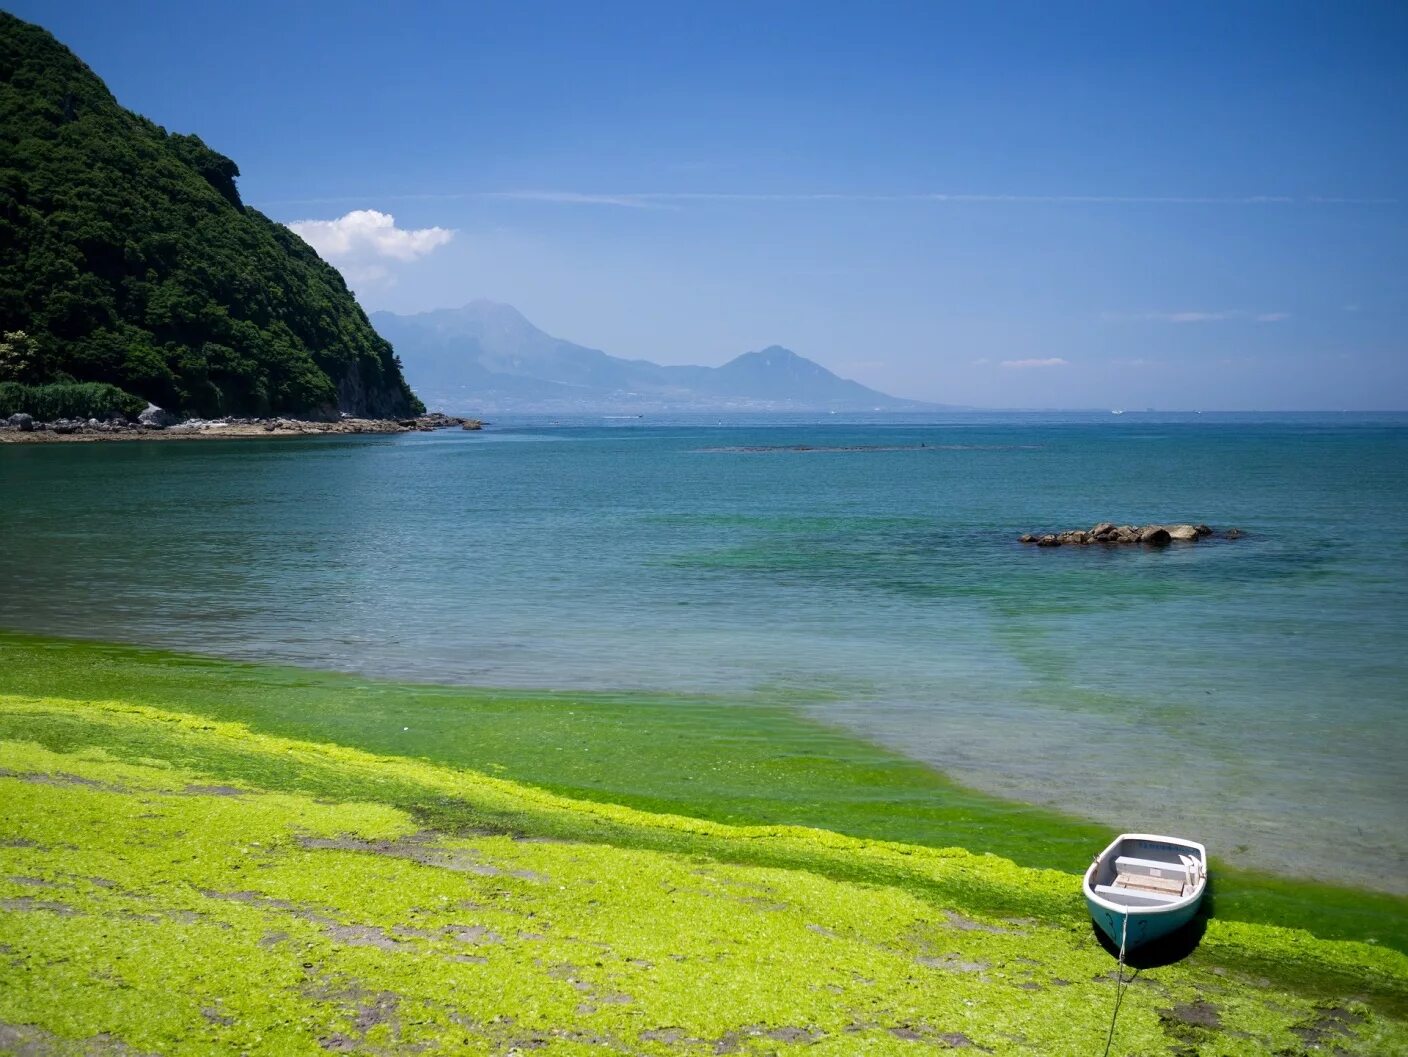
xmin=1000 ymin=357 xmax=1069 ymax=368
xmin=260 ymin=190 xmax=1399 ymax=210
xmin=483 ymin=190 xmax=674 ymax=209
xmin=287 ymin=209 xmax=454 ymax=285
xmin=475 ymin=191 xmax=1399 ymax=209
xmin=1104 ymin=310 xmax=1290 ymax=324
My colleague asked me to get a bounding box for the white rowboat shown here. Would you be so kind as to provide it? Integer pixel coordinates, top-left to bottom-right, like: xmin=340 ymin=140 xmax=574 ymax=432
xmin=1083 ymin=832 xmax=1207 ymax=951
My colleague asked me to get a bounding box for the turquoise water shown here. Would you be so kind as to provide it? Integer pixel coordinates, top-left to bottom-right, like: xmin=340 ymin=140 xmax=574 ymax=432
xmin=1 ymin=412 xmax=1405 ymax=891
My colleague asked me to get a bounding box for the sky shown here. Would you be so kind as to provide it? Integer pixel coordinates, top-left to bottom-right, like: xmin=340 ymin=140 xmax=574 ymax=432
xmin=11 ymin=0 xmax=1408 ymax=409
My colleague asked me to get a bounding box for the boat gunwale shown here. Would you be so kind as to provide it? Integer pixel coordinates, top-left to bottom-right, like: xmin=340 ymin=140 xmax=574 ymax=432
xmin=1083 ymin=831 xmax=1208 ymax=917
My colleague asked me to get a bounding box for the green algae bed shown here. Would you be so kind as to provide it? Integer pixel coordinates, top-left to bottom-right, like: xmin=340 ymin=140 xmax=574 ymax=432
xmin=1 ymin=634 xmax=1406 ymax=1054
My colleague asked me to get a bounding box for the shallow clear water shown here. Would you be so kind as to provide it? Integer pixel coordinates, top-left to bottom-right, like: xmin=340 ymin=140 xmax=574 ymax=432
xmin=2 ymin=412 xmax=1405 ymax=890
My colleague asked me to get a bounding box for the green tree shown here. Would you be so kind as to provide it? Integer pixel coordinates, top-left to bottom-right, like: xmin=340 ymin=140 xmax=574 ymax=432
xmin=0 ymin=330 xmax=50 ymax=383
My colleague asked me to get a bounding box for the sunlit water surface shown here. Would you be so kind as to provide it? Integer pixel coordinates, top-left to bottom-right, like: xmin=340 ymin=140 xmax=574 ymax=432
xmin=2 ymin=413 xmax=1405 ymax=891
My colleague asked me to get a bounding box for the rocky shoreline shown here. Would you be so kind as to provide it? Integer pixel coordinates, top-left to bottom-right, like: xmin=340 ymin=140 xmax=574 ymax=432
xmin=1019 ymin=521 xmax=1244 ymax=546
xmin=0 ymin=409 xmax=482 ymax=443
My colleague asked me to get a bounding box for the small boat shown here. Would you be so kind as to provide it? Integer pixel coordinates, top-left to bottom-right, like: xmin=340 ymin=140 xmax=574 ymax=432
xmin=1083 ymin=833 xmax=1207 ymax=951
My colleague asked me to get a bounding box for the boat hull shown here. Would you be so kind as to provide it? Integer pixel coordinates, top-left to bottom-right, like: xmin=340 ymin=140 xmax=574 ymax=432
xmin=1086 ymin=892 xmax=1201 ymax=949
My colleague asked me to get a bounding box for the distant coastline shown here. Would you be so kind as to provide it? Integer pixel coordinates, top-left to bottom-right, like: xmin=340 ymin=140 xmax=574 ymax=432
xmin=0 ymin=412 xmax=480 ymax=444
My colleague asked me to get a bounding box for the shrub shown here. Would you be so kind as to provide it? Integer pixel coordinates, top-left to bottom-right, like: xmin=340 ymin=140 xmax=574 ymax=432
xmin=0 ymin=381 xmax=147 ymax=420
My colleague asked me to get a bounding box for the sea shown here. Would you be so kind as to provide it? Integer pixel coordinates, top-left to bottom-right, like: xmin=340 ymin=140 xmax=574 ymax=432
xmin=2 ymin=411 xmax=1405 ymax=893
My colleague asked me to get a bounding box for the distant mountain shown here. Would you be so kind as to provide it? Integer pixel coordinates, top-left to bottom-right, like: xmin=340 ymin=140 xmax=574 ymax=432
xmin=0 ymin=12 xmax=421 ymax=419
xmin=371 ymin=301 xmax=936 ymax=413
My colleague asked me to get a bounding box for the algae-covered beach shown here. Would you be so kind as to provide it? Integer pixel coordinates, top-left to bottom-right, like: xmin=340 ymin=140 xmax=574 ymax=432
xmin=3 ymin=633 xmax=1407 ymax=1054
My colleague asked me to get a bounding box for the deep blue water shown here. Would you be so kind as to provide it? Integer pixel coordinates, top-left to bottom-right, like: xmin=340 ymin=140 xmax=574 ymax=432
xmin=2 ymin=412 xmax=1405 ymax=890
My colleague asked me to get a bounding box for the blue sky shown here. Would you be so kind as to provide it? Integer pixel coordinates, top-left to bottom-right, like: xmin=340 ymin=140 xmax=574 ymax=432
xmin=13 ymin=0 xmax=1407 ymax=408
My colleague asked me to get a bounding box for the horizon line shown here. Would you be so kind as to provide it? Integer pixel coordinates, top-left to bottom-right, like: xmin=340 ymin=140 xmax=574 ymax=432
xmin=420 ymin=406 xmax=1408 ymax=417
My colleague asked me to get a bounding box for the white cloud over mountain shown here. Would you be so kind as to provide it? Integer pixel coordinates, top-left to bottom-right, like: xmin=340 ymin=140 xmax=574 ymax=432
xmin=287 ymin=210 xmax=454 ymax=285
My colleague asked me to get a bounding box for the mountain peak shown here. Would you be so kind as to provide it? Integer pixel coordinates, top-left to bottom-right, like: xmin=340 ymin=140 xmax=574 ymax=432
xmin=723 ymin=346 xmax=802 ymax=366
xmin=373 ymin=302 xmax=935 ymax=413
xmin=721 ymin=345 xmax=845 ymax=379
xmin=457 ymin=299 xmax=529 ymax=321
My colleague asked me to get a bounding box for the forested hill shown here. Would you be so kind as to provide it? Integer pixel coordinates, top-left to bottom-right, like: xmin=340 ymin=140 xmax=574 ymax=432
xmin=0 ymin=12 xmax=422 ymax=419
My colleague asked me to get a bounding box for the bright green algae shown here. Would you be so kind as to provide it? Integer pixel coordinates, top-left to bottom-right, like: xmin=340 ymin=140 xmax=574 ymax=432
xmin=2 ymin=696 xmax=1406 ymax=1056
xmin=0 ymin=631 xmax=1403 ymax=955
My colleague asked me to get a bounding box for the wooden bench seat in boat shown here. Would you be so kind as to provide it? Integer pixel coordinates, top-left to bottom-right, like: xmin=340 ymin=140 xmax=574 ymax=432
xmin=1115 ymin=870 xmax=1186 ymax=894
xmin=1113 ymin=855 xmax=1196 ymax=893
xmin=1092 ymin=883 xmax=1185 ymax=907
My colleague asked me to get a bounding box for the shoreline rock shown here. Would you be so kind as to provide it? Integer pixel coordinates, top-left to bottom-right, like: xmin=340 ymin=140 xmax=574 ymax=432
xmin=0 ymin=409 xmax=484 ymax=443
xmin=1019 ymin=522 xmax=1242 ymax=546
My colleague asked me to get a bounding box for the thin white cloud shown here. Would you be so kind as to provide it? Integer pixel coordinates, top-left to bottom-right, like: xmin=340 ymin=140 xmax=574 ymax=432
xmin=1104 ymin=310 xmax=1290 ymax=324
xmin=259 ymin=190 xmax=1398 ymax=210
xmin=1000 ymin=357 xmax=1068 ymax=368
xmin=484 ymin=190 xmax=674 ymax=210
xmin=287 ymin=209 xmax=454 ymax=285
xmin=475 ymin=191 xmax=1398 ymax=209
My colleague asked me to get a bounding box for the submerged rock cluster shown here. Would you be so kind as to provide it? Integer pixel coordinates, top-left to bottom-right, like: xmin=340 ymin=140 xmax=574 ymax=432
xmin=1019 ymin=522 xmax=1244 ymax=547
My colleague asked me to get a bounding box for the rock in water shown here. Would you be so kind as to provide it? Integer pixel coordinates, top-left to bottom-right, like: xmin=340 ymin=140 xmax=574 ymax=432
xmin=1019 ymin=521 xmax=1234 ymax=547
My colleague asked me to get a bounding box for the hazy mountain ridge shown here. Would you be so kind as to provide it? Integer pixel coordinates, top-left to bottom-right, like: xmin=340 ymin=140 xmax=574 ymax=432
xmin=372 ymin=301 xmax=936 ymax=413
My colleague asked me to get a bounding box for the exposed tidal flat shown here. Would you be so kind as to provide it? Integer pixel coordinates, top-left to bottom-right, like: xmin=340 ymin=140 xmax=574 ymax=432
xmin=2 ymin=637 xmax=1408 ymax=1055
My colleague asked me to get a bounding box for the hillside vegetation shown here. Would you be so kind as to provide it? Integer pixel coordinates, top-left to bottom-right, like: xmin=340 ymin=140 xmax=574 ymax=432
xmin=0 ymin=13 xmax=421 ymax=419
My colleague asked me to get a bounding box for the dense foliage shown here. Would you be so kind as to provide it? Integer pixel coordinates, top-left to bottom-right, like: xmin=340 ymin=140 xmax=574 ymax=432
xmin=0 ymin=13 xmax=422 ymax=418
xmin=0 ymin=379 xmax=145 ymax=420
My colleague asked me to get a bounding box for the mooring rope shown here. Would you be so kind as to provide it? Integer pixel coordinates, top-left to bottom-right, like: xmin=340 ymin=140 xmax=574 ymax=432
xmin=1100 ymin=913 xmax=1131 ymax=1057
